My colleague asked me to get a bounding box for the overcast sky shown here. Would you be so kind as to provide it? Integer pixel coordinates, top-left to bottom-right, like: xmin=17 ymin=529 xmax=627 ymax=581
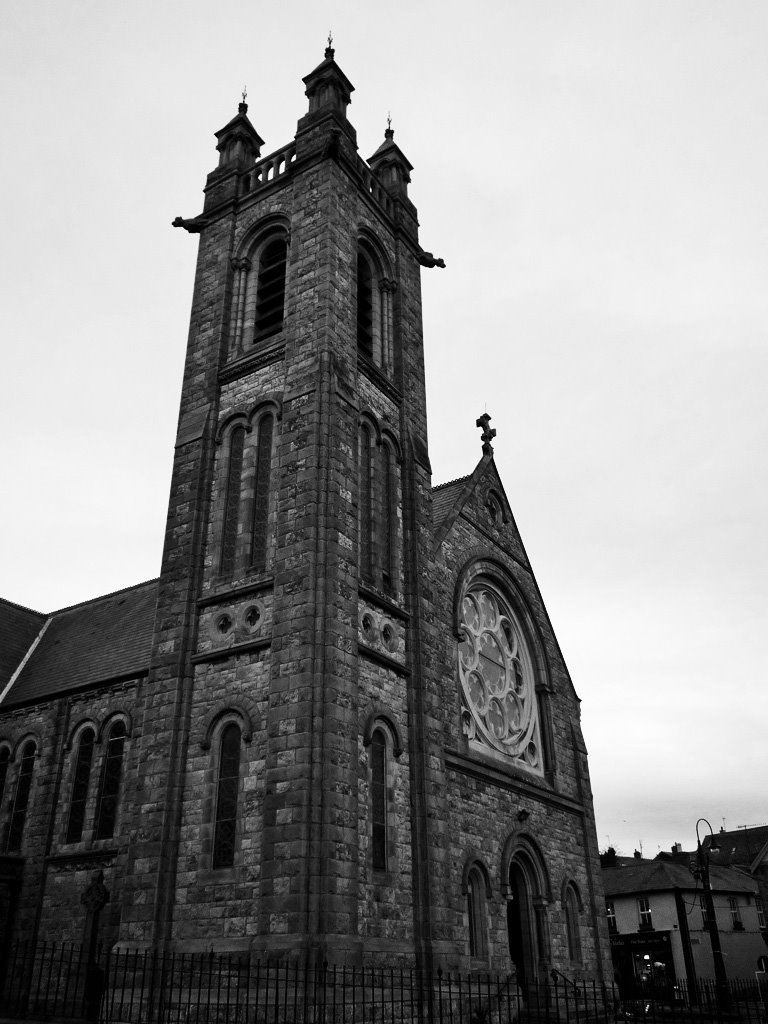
xmin=2 ymin=1 xmax=766 ymax=861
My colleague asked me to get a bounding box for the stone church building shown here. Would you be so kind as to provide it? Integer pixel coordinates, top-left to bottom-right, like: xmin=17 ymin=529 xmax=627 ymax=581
xmin=0 ymin=48 xmax=609 ymax=983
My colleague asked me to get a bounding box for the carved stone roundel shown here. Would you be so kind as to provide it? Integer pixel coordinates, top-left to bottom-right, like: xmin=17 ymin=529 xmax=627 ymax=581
xmin=458 ymin=582 xmax=541 ymax=772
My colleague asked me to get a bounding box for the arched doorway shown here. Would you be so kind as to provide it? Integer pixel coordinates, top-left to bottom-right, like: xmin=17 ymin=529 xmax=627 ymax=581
xmin=505 ymin=847 xmax=549 ymax=992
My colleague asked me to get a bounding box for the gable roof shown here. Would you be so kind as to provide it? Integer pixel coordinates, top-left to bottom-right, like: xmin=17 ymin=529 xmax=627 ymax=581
xmin=603 ymin=856 xmax=757 ymax=898
xmin=0 ymin=599 xmax=47 ymax=688
xmin=431 ymin=455 xmax=517 ymax=554
xmin=431 ymin=474 xmax=471 ymax=530
xmin=704 ymin=826 xmax=768 ymax=872
xmin=0 ymin=580 xmax=158 ymax=710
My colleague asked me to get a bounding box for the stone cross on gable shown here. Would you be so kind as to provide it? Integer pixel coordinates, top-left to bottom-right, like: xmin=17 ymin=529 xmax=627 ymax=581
xmin=476 ymin=413 xmax=496 ymax=456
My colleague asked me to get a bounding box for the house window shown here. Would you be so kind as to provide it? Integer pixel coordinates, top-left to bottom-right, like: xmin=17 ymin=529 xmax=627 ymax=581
xmin=757 ymin=897 xmax=766 ymax=930
xmin=729 ymin=897 xmax=742 ymax=929
xmin=467 ymin=867 xmax=487 ymax=958
xmin=700 ymin=896 xmax=710 ymax=928
xmin=7 ymin=741 xmax=36 ymax=852
xmin=606 ymin=899 xmax=617 ymax=934
xmin=370 ymin=730 xmax=387 ymax=872
xmin=65 ymin=728 xmax=95 ymax=843
xmin=564 ymin=884 xmax=581 ymax=961
xmin=94 ymin=721 xmax=126 ymax=840
xmin=212 ymin=723 xmax=241 ymax=869
xmin=637 ymin=897 xmax=652 ymax=929
xmin=250 ymin=414 xmax=274 ymax=571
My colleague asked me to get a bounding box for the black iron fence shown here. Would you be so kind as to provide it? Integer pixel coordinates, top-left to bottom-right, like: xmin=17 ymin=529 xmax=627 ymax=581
xmin=1 ymin=942 xmax=766 ymax=1024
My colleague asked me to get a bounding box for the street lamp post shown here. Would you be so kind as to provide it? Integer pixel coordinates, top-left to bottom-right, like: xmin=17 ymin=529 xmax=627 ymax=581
xmin=691 ymin=818 xmax=731 ymax=1013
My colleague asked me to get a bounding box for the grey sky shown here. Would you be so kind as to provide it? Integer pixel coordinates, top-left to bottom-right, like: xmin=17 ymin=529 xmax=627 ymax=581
xmin=2 ymin=1 xmax=766 ymax=859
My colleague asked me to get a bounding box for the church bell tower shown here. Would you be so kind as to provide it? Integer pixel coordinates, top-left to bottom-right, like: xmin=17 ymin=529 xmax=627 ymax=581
xmin=119 ymin=45 xmax=441 ymax=962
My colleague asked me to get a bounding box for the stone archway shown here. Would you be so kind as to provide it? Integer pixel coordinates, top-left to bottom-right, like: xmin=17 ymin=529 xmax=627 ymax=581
xmin=503 ymin=838 xmax=551 ymax=991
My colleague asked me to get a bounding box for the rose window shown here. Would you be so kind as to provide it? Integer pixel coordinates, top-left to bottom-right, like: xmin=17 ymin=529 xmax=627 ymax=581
xmin=458 ymin=583 xmax=542 ymax=772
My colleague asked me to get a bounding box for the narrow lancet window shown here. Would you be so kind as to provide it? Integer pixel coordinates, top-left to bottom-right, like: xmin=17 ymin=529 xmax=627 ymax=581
xmin=371 ymin=730 xmax=387 ymax=871
xmin=359 ymin=425 xmax=373 ymax=582
xmin=357 ymin=253 xmax=374 ymax=359
xmin=66 ymin=728 xmax=95 ymax=843
xmin=462 ymin=868 xmax=487 ymax=954
xmin=95 ymin=721 xmax=126 ymax=840
xmin=251 ymin=414 xmax=274 ymax=571
xmin=7 ymin=741 xmax=36 ymax=852
xmin=213 ymin=723 xmax=241 ymax=869
xmin=381 ymin=444 xmax=396 ymax=589
xmin=220 ymin=426 xmax=246 ymax=576
xmin=0 ymin=747 xmax=9 ymax=808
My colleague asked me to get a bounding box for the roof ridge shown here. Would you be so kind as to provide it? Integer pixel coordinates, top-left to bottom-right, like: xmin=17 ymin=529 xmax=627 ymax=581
xmin=0 ymin=596 xmax=47 ymax=617
xmin=432 ymin=473 xmax=472 ymax=492
xmin=50 ymin=578 xmax=160 ymax=616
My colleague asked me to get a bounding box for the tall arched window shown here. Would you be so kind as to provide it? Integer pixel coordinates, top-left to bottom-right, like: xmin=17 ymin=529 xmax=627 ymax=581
xmin=357 ymin=252 xmax=374 ymax=360
xmin=359 ymin=423 xmax=374 ymax=583
xmin=95 ymin=721 xmax=126 ymax=840
xmin=66 ymin=727 xmax=95 ymax=843
xmin=370 ymin=729 xmax=387 ymax=872
xmin=213 ymin=723 xmax=241 ymax=869
xmin=466 ymin=866 xmax=488 ymax=958
xmin=6 ymin=741 xmax=36 ymax=852
xmin=0 ymin=746 xmax=10 ymax=809
xmin=356 ymin=243 xmax=394 ymax=371
xmin=381 ymin=441 xmax=399 ymax=591
xmin=220 ymin=425 xmax=246 ymax=576
xmin=250 ymin=413 xmax=274 ymax=571
xmin=254 ymin=238 xmax=287 ymax=341
xmin=564 ymin=882 xmax=582 ymax=962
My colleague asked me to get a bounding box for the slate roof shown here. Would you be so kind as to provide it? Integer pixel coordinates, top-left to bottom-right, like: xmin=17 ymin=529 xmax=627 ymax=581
xmin=705 ymin=827 xmax=768 ymax=869
xmin=603 ymin=857 xmax=757 ymax=897
xmin=431 ymin=475 xmax=471 ymax=529
xmin=0 ymin=599 xmax=47 ymax=687
xmin=0 ymin=580 xmax=158 ymax=710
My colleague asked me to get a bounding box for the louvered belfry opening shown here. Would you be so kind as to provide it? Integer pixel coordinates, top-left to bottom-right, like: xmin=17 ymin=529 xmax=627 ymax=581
xmin=254 ymin=238 xmax=287 ymax=341
xmin=357 ymin=251 xmax=374 ymax=359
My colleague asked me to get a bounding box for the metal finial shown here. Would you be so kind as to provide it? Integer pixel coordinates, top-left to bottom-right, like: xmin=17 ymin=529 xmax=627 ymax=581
xmin=387 ymin=112 xmax=392 ymax=131
xmin=325 ymin=29 xmax=335 ymax=59
xmin=476 ymin=413 xmax=496 ymax=456
xmin=242 ymin=86 xmax=247 ymax=104
xmin=328 ymin=30 xmax=333 ymax=48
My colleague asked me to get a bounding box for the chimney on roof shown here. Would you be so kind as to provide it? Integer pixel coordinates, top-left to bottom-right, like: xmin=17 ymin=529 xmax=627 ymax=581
xmin=672 ymin=842 xmax=683 ymax=855
xmin=634 ymin=849 xmax=642 ymax=859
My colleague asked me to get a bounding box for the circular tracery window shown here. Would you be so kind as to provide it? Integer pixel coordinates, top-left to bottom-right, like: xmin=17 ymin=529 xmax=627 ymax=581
xmin=458 ymin=581 xmax=542 ymax=773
